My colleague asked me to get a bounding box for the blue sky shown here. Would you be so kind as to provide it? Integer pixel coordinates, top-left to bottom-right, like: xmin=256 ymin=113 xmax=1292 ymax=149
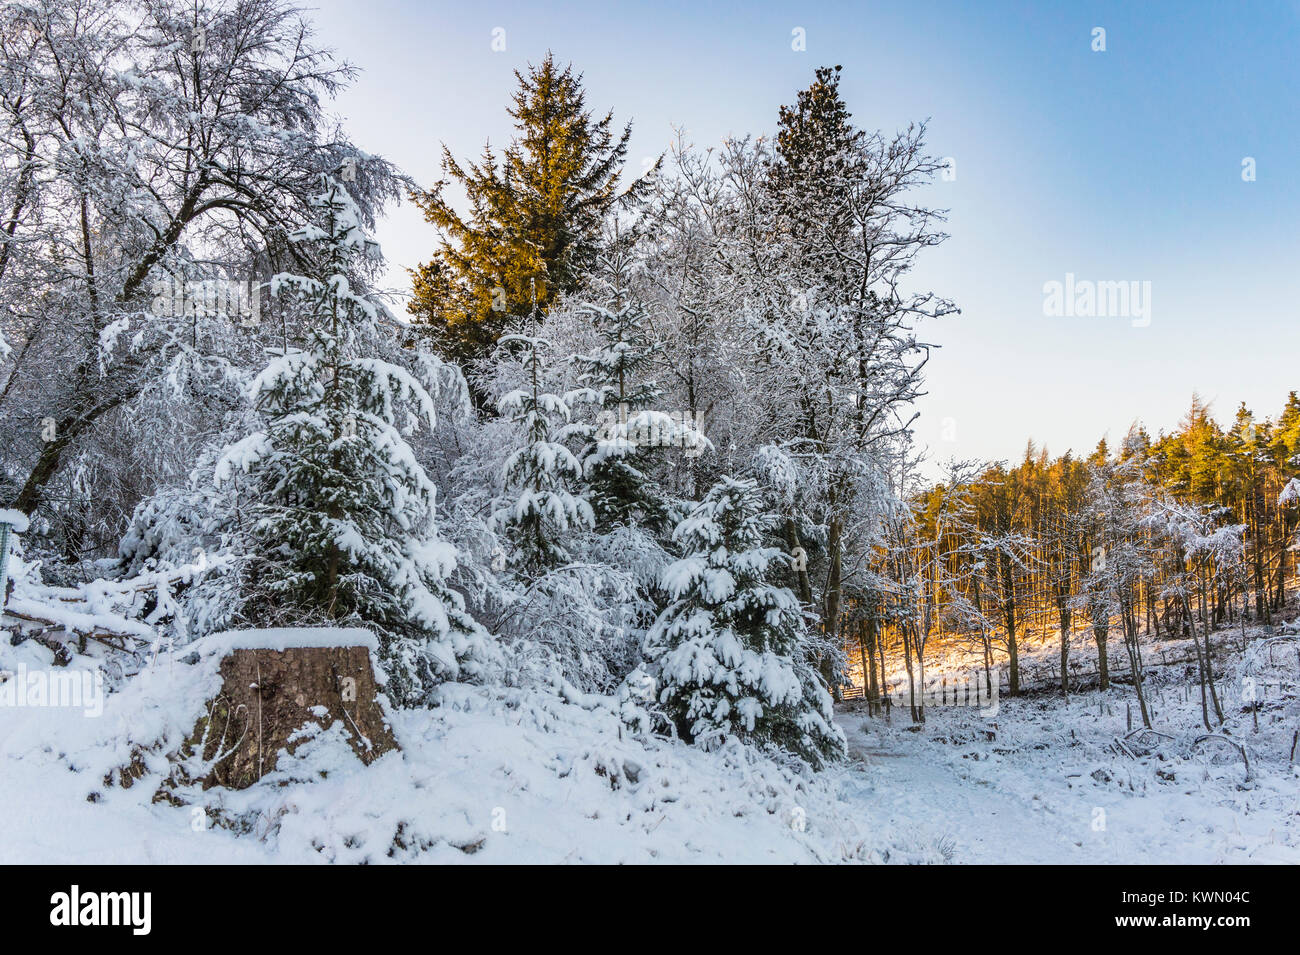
xmin=308 ymin=0 xmax=1300 ymax=470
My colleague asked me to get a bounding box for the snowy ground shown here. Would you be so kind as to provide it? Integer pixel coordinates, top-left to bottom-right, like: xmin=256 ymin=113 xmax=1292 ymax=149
xmin=839 ymin=619 xmax=1300 ymax=864
xmin=840 ymin=694 xmax=1299 ymax=864
xmin=2 ymin=623 xmax=1297 ymax=864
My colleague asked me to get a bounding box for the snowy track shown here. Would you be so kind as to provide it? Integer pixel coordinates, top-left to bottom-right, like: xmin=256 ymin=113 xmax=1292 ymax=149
xmin=833 ymin=698 xmax=1300 ymax=865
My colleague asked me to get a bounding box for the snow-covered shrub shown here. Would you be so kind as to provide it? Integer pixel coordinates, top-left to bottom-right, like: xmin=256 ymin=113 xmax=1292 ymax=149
xmin=491 ymin=333 xmax=594 ymax=573
xmin=638 ymin=476 xmax=845 ymax=768
xmin=456 ymin=322 xmax=673 ymax=694
xmin=116 ymin=449 xmax=252 ymax=640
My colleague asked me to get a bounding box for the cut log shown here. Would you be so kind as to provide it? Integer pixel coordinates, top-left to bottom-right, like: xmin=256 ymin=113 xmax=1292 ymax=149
xmin=183 ymin=630 xmax=398 ymax=790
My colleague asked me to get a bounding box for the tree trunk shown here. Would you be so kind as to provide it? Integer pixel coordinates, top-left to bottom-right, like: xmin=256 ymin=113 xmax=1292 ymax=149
xmin=821 ymin=518 xmax=844 ymax=700
xmin=1058 ymin=602 xmax=1071 ymax=697
xmin=783 ymin=518 xmax=814 ymax=608
xmin=1121 ymin=601 xmax=1151 ymax=728
xmin=1090 ymin=593 xmax=1110 ymax=691
xmin=863 ymin=615 xmax=881 ymax=714
xmin=999 ymin=550 xmax=1020 ymax=695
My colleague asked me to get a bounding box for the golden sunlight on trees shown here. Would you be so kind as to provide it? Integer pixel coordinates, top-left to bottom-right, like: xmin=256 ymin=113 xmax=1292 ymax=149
xmin=407 ymin=53 xmax=648 ymax=373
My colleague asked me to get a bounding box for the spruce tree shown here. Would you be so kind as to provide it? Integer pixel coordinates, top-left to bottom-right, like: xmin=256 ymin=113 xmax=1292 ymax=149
xmin=408 ymin=53 xmax=646 ymax=369
xmin=492 ymin=332 xmax=593 ymax=573
xmin=215 ymin=177 xmax=494 ymax=703
xmin=771 ymin=64 xmax=865 ymax=249
xmin=641 ymin=476 xmax=845 ymax=768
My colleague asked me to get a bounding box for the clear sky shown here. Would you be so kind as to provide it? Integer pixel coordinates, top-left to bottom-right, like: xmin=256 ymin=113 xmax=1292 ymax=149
xmin=307 ymin=0 xmax=1300 ymax=471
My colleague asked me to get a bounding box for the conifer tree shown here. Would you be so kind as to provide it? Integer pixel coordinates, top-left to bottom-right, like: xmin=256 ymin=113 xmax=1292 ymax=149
xmin=770 ymin=64 xmax=865 ymax=250
xmin=492 ymin=332 xmax=593 ymax=573
xmin=1271 ymin=392 xmax=1300 ymax=604
xmin=641 ymin=476 xmax=845 ymax=768
xmin=216 ymin=177 xmax=494 ymax=703
xmin=408 ymin=54 xmax=646 ymax=368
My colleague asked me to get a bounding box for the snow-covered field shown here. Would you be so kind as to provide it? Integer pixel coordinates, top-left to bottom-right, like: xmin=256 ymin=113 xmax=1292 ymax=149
xmin=3 ymin=620 xmax=1296 ymax=864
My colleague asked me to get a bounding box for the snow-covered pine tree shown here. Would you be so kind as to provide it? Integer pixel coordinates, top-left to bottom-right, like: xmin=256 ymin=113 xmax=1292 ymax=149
xmin=640 ymin=475 xmax=845 ymax=768
xmin=215 ymin=176 xmax=494 ymax=704
xmin=492 ymin=333 xmax=593 ymax=573
xmin=570 ymin=242 xmax=705 ymax=531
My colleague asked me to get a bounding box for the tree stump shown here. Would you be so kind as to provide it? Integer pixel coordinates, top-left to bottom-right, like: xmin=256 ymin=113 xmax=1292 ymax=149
xmin=188 ymin=630 xmax=398 ymax=790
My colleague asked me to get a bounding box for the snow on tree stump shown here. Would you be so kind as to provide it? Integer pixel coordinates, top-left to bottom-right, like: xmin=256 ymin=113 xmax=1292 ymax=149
xmin=187 ymin=628 xmax=397 ymax=790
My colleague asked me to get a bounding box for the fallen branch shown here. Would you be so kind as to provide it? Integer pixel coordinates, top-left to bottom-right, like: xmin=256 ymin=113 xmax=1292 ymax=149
xmin=3 ymin=607 xmax=151 ymax=646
